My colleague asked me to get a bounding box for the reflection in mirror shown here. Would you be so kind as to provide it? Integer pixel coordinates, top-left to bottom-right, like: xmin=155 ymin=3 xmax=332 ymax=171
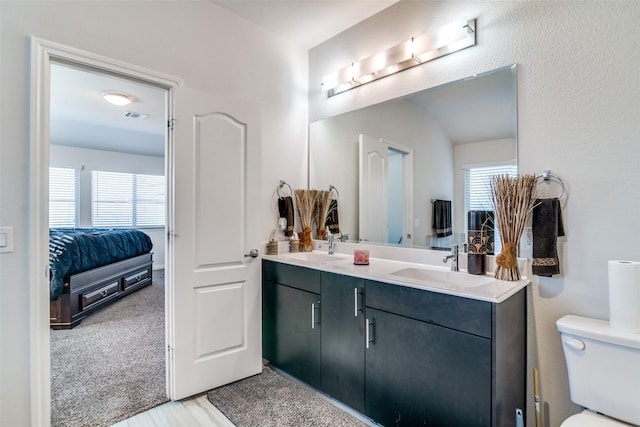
xmin=358 ymin=135 xmax=413 ymax=245
xmin=309 ymin=65 xmax=517 ymax=250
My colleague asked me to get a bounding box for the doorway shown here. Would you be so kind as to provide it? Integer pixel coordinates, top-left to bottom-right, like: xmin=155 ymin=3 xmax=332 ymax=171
xmin=48 ymin=60 xmax=169 ymax=424
xmin=388 ymin=147 xmax=406 ymax=244
xmin=29 ymin=37 xmax=181 ymax=426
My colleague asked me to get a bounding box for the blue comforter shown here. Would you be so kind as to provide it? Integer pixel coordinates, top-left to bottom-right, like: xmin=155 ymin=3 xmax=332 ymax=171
xmin=49 ymin=228 xmax=153 ymax=300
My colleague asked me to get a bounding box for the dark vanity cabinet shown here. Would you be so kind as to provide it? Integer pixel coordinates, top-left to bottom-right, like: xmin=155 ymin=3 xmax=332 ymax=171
xmin=364 ymin=280 xmax=493 ymax=426
xmin=262 ymin=260 xmax=526 ymax=427
xmin=262 ymin=261 xmax=322 ymax=389
xmin=320 ymin=272 xmax=365 ymax=412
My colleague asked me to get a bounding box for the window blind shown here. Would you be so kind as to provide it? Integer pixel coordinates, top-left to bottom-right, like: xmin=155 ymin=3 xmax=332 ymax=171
xmin=91 ymin=170 xmax=165 ymax=228
xmin=49 ymin=167 xmax=78 ymax=228
xmin=135 ymin=174 xmax=165 ymax=227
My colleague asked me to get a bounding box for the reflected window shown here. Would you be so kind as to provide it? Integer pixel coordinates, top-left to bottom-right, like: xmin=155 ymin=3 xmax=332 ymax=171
xmin=464 ymin=163 xmax=517 ymax=253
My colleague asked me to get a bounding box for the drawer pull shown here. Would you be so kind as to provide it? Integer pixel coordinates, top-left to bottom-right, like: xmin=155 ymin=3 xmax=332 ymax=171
xmin=124 ymin=270 xmax=149 ymax=288
xmin=81 ymin=282 xmax=118 ymax=310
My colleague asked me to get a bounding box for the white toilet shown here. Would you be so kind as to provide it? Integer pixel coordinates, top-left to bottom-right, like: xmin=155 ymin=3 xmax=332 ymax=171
xmin=556 ymin=315 xmax=640 ymax=426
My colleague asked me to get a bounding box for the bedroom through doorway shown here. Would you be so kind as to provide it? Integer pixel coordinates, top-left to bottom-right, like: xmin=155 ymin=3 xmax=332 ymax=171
xmin=48 ymin=60 xmax=170 ymax=426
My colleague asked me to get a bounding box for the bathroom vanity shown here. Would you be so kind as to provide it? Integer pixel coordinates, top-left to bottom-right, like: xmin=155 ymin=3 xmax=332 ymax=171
xmin=262 ymin=251 xmax=528 ymax=427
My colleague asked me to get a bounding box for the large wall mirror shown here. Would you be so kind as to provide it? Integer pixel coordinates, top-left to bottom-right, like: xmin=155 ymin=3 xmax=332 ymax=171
xmin=309 ymin=64 xmax=517 ymax=250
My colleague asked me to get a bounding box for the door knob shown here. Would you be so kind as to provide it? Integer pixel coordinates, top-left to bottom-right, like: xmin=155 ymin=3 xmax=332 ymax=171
xmin=244 ymin=249 xmax=259 ymax=258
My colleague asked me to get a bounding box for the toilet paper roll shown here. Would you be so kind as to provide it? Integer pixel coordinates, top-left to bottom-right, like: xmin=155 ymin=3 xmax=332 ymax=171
xmin=608 ymin=260 xmax=640 ymax=333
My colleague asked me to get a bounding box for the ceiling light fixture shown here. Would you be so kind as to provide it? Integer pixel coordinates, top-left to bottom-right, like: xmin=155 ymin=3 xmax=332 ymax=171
xmin=103 ymin=92 xmax=133 ymax=106
xmin=321 ymin=18 xmax=476 ymax=97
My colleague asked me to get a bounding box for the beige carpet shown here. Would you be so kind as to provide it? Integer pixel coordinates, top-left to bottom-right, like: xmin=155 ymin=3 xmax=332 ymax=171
xmin=207 ymin=366 xmax=370 ymax=427
xmin=50 ymin=270 xmax=168 ymax=427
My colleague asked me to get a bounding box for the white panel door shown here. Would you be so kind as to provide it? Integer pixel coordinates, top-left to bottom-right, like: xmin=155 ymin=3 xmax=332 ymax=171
xmin=168 ymin=87 xmax=262 ymax=400
xmin=359 ymin=134 xmax=388 ymax=243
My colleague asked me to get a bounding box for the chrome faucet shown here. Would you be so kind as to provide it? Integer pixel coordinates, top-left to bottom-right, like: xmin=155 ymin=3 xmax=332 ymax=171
xmin=327 ymin=228 xmax=335 ymax=255
xmin=443 ymin=244 xmax=459 ymax=271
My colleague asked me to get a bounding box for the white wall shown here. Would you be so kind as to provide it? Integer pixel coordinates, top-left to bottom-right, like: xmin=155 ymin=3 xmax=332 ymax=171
xmin=310 ymin=2 xmax=640 ymax=426
xmin=0 ymin=2 xmax=308 ymax=425
xmin=50 ymin=145 xmax=166 ymax=269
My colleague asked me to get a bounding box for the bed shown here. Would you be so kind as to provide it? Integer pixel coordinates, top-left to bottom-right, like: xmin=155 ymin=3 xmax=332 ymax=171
xmin=49 ymin=228 xmax=154 ymax=329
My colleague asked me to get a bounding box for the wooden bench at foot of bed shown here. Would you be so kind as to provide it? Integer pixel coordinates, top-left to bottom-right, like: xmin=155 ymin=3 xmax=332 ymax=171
xmin=50 ymin=253 xmax=153 ymax=330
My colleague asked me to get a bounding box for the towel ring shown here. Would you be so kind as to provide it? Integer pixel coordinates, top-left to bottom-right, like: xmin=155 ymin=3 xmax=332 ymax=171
xmin=538 ymin=170 xmax=566 ymax=199
xmin=329 ymin=185 xmax=339 ymax=199
xmin=277 ymin=180 xmax=293 ymax=198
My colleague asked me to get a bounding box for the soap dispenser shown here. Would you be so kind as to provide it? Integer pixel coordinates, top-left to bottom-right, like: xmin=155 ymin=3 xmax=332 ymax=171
xmin=266 ymin=230 xmax=278 ymax=255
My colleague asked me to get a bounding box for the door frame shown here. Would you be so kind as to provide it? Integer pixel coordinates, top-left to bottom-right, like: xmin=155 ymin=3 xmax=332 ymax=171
xmin=29 ymin=37 xmax=182 ymax=426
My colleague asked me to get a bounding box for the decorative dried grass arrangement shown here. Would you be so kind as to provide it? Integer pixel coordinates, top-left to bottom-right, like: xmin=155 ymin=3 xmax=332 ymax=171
xmin=316 ymin=191 xmax=333 ymax=240
xmin=490 ymin=174 xmax=538 ymax=281
xmin=294 ymin=189 xmax=319 ymax=252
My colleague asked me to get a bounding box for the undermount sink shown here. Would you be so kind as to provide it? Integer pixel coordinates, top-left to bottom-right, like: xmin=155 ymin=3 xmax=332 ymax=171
xmin=390 ymin=267 xmax=494 ymax=288
xmin=278 ymin=252 xmax=345 ymax=264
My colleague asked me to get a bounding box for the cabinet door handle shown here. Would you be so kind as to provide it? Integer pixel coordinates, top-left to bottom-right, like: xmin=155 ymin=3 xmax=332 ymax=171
xmin=354 ymin=287 xmax=363 ymax=317
xmin=366 ymin=317 xmax=375 ymax=349
xmin=311 ymin=302 xmax=320 ymax=329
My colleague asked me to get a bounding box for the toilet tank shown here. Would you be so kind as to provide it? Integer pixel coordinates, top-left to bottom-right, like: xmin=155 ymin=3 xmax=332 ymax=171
xmin=556 ymin=315 xmax=640 ymax=425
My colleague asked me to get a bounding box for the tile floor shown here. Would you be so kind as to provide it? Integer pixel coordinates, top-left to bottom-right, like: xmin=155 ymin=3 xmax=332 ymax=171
xmin=111 ymin=395 xmax=233 ymax=427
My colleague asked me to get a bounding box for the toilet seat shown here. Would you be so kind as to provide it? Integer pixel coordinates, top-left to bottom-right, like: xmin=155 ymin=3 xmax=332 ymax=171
xmin=561 ymin=410 xmax=633 ymax=427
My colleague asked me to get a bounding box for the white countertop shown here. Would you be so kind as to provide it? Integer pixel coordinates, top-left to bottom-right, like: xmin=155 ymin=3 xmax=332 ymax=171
xmin=263 ymin=244 xmax=529 ymax=304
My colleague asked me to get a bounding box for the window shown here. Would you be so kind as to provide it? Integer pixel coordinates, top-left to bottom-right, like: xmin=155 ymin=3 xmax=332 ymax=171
xmin=91 ymin=170 xmax=165 ymax=228
xmin=464 ymin=163 xmax=517 ymax=253
xmin=49 ymin=167 xmax=79 ymax=228
xmin=135 ymin=174 xmax=166 ymax=227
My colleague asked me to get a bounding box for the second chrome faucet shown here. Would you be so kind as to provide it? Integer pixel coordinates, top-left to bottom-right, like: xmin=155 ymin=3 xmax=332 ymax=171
xmin=443 ymin=244 xmax=459 ymax=271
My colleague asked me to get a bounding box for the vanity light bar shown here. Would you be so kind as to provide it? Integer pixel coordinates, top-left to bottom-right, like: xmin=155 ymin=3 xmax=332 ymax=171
xmin=321 ymin=18 xmax=476 ymax=97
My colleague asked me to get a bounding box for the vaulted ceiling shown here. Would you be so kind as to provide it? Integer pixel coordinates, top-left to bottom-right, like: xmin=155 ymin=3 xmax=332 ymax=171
xmin=50 ymin=1 xmax=513 ymax=158
xmin=50 ymin=1 xmax=396 ymax=158
xmin=210 ymin=0 xmax=397 ymax=50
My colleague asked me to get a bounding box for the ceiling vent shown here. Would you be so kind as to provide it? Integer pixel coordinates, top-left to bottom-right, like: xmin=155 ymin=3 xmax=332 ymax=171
xmin=124 ymin=111 xmax=149 ymax=120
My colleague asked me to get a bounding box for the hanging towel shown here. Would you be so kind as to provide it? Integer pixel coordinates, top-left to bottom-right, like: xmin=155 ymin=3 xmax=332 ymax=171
xmin=278 ymin=196 xmax=295 ymax=237
xmin=326 ymin=199 xmax=340 ymax=235
xmin=432 ymin=199 xmax=452 ymax=238
xmin=532 ymin=198 xmax=565 ymax=277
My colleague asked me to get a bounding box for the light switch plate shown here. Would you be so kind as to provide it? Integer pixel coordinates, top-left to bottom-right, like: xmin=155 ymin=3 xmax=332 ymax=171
xmin=0 ymin=226 xmax=14 ymax=253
